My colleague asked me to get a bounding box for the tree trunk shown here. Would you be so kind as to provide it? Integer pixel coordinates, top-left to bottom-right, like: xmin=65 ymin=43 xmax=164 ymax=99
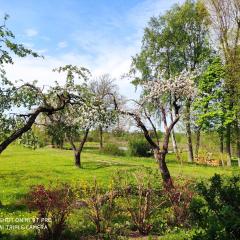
xmin=226 ymin=124 xmax=231 ymax=166
xmin=73 ymin=129 xmax=89 ymax=168
xmin=185 ymin=101 xmax=194 ymax=163
xmin=154 ymin=149 xmax=173 ymax=188
xmin=171 ymin=130 xmax=177 ymax=153
xmin=195 ymin=128 xmax=201 ymax=158
xmin=219 ymin=130 xmax=224 ymax=153
xmin=99 ymin=126 xmax=103 ymax=150
xmin=154 ymin=127 xmax=176 ymax=188
xmin=219 ymin=130 xmax=225 ymax=166
xmin=0 ymin=109 xmax=41 ymax=153
xmin=74 ymin=151 xmax=81 ymax=167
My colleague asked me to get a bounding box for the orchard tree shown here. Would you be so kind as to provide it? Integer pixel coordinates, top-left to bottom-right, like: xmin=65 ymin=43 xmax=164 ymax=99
xmin=89 ymin=74 xmax=119 ymax=149
xmin=0 ymin=14 xmax=46 ymax=153
xmin=0 ymin=64 xmax=91 ymax=154
xmin=47 ymin=68 xmax=118 ymax=167
xmin=115 ymin=70 xmax=196 ymax=187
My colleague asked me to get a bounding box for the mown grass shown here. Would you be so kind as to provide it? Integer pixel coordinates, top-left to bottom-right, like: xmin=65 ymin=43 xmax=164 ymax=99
xmin=0 ymin=143 xmax=239 ymax=239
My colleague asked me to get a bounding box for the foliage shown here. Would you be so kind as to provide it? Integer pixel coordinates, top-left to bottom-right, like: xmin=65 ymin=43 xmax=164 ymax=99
xmin=25 ymin=184 xmax=76 ymax=240
xmin=190 ymin=174 xmax=240 ymax=240
xmin=128 ymin=137 xmax=151 ymax=157
xmin=131 ymin=0 xmax=210 ymax=86
xmin=0 ymin=14 xmax=39 ymax=65
xmin=0 ymin=15 xmax=40 ymax=146
xmin=101 ymin=143 xmax=125 ymax=156
xmin=193 ymin=58 xmax=229 ymax=130
xmin=18 ymin=129 xmax=44 ymax=149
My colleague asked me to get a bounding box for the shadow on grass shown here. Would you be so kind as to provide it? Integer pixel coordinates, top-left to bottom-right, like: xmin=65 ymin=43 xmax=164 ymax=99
xmin=81 ymin=161 xmax=141 ymax=170
xmin=63 ymin=146 xmax=99 ymax=151
xmin=0 ymin=201 xmax=27 ymax=213
xmin=0 ymin=232 xmax=35 ymax=240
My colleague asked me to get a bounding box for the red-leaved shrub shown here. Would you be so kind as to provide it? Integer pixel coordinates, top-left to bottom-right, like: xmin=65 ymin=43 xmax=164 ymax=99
xmin=25 ymin=184 xmax=75 ymax=240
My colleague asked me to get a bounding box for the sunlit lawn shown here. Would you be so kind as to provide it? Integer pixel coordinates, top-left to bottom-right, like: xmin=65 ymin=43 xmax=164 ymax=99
xmin=0 ymin=143 xmax=239 ymax=239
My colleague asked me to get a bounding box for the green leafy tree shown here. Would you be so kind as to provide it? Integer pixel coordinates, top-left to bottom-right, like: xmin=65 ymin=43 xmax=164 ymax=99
xmin=204 ymin=0 xmax=240 ymax=164
xmin=193 ymin=58 xmax=226 ymax=157
xmin=131 ymin=0 xmax=211 ymax=163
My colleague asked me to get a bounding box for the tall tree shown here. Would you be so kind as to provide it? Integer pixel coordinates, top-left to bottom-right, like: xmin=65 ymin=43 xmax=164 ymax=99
xmin=131 ymin=0 xmax=211 ymax=162
xmin=205 ymin=0 xmax=240 ymax=165
xmin=193 ymin=57 xmax=226 ymax=158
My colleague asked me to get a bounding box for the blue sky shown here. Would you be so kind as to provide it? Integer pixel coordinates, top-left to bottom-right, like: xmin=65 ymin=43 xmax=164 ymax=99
xmin=0 ymin=0 xmax=184 ymax=98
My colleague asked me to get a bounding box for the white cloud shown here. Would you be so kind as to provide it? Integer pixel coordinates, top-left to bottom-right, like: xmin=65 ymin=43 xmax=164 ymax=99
xmin=25 ymin=28 xmax=38 ymax=37
xmin=57 ymin=41 xmax=68 ymax=48
xmin=4 ymin=49 xmax=140 ymax=99
xmin=5 ymin=0 xmax=184 ymax=100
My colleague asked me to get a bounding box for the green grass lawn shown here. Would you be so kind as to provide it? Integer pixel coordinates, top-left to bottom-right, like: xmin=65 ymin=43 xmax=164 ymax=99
xmin=0 ymin=143 xmax=239 ymax=239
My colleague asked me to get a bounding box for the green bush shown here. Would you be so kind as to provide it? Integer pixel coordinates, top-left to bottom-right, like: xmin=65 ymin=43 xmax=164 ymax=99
xmin=128 ymin=138 xmax=151 ymax=157
xmin=101 ymin=143 xmax=125 ymax=156
xmin=190 ymin=174 xmax=240 ymax=240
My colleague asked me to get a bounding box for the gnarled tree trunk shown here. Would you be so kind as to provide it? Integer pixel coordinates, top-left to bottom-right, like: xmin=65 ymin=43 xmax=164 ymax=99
xmin=154 ymin=149 xmax=172 ymax=187
xmin=0 ymin=94 xmax=70 ymax=154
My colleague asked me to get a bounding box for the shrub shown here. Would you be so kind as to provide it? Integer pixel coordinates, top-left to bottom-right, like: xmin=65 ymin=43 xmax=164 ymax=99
xmin=190 ymin=174 xmax=240 ymax=240
xmin=101 ymin=143 xmax=125 ymax=156
xmin=128 ymin=138 xmax=151 ymax=157
xmin=25 ymin=184 xmax=75 ymax=240
xmin=78 ymin=180 xmax=124 ymax=239
xmin=164 ymin=179 xmax=194 ymax=228
xmin=114 ymin=170 xmax=166 ymax=235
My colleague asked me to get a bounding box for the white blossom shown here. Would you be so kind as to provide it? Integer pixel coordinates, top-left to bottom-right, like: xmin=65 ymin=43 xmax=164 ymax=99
xmin=143 ymin=69 xmax=197 ymax=109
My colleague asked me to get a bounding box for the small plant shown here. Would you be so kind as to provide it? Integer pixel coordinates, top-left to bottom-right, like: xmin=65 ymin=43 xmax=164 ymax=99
xmin=128 ymin=138 xmax=151 ymax=157
xmin=101 ymin=143 xmax=125 ymax=156
xmin=25 ymin=184 xmax=75 ymax=240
